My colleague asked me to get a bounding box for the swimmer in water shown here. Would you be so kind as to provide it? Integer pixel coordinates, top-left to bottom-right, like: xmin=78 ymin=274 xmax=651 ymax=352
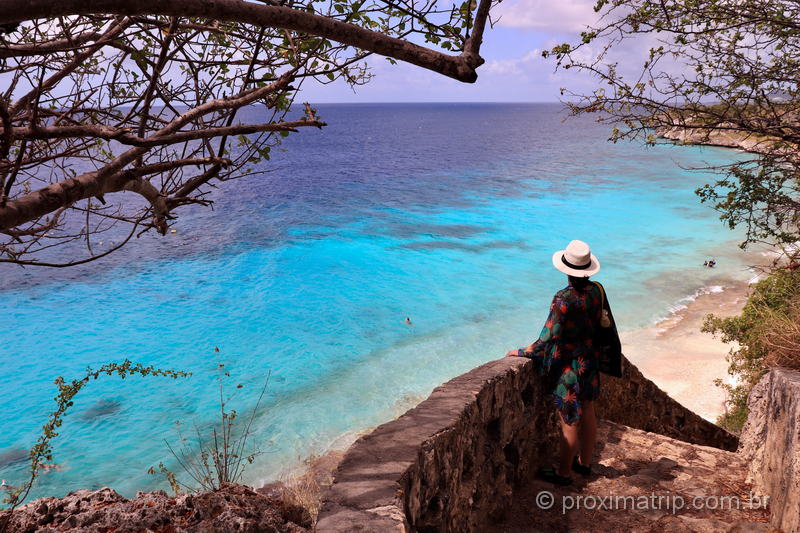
xmin=405 ymin=317 xmax=412 ymax=326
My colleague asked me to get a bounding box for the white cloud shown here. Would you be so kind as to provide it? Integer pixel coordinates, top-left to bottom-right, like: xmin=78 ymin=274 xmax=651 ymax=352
xmin=293 ymin=0 xmax=676 ymax=103
xmin=495 ymin=0 xmax=601 ymax=33
xmin=483 ymin=49 xmax=541 ymax=75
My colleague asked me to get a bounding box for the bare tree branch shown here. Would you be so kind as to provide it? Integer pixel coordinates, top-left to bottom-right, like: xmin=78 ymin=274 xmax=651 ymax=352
xmin=5 ymin=119 xmax=325 ymax=146
xmin=0 ymin=0 xmax=498 ymax=265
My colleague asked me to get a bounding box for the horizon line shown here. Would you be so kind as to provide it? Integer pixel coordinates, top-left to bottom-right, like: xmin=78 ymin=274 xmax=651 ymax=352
xmin=303 ymin=100 xmax=565 ymax=105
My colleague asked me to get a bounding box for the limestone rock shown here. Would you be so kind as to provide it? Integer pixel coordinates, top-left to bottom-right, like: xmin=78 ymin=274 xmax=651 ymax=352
xmin=656 ymin=125 xmax=776 ymax=154
xmin=739 ymin=369 xmax=800 ymax=533
xmin=1 ymin=482 xmax=310 ymax=533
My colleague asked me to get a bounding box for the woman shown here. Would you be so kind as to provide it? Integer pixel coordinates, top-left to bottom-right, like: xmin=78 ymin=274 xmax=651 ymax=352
xmin=507 ymin=239 xmax=618 ymax=486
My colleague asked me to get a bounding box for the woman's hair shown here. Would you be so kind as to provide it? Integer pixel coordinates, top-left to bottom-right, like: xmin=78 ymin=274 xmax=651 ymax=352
xmin=568 ymin=275 xmax=592 ymax=289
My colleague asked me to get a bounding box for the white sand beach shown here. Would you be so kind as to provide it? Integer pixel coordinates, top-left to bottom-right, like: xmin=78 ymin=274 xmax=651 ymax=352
xmin=621 ymin=280 xmax=750 ymax=422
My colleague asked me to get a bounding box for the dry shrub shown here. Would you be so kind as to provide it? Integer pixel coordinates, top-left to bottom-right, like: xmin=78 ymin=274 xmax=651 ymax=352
xmin=278 ymin=451 xmax=344 ymax=522
xmin=763 ymin=298 xmax=800 ymax=370
xmin=280 ymin=470 xmax=322 ymax=522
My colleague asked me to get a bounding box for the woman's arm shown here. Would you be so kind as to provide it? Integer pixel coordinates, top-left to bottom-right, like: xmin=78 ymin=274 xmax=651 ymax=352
xmin=505 ymin=344 xmax=535 ymax=357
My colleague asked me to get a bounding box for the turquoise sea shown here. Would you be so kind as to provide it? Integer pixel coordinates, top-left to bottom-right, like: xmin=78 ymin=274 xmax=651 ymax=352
xmin=0 ymin=103 xmax=753 ymax=499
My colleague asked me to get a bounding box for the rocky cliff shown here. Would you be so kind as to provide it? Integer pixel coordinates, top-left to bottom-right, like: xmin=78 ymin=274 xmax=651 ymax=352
xmin=0 ymin=483 xmax=311 ymax=533
xmin=739 ymin=369 xmax=800 ymax=533
xmin=657 ymin=124 xmax=770 ymax=152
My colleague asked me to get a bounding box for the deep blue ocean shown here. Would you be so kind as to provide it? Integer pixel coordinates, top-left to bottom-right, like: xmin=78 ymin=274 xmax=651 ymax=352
xmin=0 ymin=103 xmax=754 ymax=499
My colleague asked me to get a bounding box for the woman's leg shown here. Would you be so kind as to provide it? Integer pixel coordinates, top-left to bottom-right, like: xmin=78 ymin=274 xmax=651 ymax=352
xmin=578 ymin=400 xmax=597 ymax=466
xmin=557 ymin=412 xmax=580 ymax=477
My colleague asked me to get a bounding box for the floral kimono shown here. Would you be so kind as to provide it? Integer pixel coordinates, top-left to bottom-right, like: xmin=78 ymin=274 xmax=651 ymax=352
xmin=525 ymin=281 xmax=603 ymax=425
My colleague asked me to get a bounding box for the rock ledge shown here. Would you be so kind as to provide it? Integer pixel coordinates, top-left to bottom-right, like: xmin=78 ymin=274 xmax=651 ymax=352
xmin=1 ymin=482 xmax=311 ymax=533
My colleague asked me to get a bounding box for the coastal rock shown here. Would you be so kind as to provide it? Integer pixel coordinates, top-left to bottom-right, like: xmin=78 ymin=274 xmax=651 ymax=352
xmin=0 ymin=483 xmax=310 ymax=533
xmin=739 ymin=369 xmax=800 ymax=533
xmin=656 ymin=125 xmax=769 ymax=152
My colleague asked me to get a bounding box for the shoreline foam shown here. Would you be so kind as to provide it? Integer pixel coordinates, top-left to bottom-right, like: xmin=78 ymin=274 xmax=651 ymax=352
xmin=620 ymin=279 xmax=750 ymax=422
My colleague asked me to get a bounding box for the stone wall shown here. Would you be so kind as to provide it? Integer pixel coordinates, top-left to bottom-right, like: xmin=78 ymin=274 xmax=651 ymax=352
xmin=739 ymin=369 xmax=800 ymax=533
xmin=317 ymin=354 xmax=738 ymax=532
xmin=598 ymin=356 xmax=739 ymax=451
xmin=316 ymin=357 xmax=558 ymax=532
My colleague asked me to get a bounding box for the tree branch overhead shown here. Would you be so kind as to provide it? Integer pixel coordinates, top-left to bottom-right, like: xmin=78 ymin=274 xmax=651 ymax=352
xmin=0 ymin=0 xmax=496 ymax=266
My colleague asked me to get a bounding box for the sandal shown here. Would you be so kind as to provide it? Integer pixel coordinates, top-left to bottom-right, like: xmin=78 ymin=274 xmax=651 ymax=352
xmin=537 ymin=466 xmax=573 ymax=486
xmin=572 ymin=456 xmax=592 ymax=477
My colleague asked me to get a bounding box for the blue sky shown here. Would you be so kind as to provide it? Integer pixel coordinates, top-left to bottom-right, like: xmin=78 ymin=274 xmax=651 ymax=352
xmin=296 ymin=0 xmax=607 ymax=103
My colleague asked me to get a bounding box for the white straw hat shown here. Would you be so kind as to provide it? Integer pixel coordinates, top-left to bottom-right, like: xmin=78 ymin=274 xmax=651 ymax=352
xmin=552 ymin=240 xmax=600 ymax=277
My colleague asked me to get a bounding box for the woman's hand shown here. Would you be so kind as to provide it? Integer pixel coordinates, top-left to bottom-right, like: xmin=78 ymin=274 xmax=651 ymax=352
xmin=524 ymin=343 xmax=535 ymax=355
xmin=507 ymin=343 xmax=535 ymax=357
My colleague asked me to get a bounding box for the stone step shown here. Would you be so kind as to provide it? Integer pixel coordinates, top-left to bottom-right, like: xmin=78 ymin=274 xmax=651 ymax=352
xmin=487 ymin=420 xmax=773 ymax=533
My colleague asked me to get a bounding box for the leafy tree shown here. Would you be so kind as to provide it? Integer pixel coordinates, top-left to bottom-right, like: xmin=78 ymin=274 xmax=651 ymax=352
xmin=546 ymin=0 xmax=800 ymax=256
xmin=0 ymin=0 xmax=495 ymax=266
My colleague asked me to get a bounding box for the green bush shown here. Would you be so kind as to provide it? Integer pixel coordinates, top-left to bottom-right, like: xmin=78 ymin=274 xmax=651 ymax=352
xmin=703 ymin=268 xmax=800 ymax=433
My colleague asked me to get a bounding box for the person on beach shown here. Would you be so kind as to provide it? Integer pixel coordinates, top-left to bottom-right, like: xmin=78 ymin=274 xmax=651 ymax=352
xmin=506 ymin=239 xmax=621 ymax=486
